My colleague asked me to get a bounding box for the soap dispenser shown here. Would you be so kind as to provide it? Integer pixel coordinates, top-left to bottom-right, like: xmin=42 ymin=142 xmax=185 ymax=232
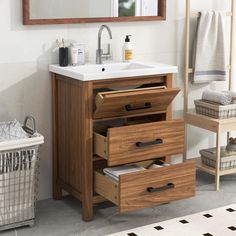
xmin=122 ymin=35 xmax=133 ymax=62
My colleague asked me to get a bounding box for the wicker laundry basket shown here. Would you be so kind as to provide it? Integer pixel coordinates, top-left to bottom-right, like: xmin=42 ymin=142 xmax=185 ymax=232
xmin=0 ymin=116 xmax=44 ymax=231
xmin=194 ymin=100 xmax=236 ymax=119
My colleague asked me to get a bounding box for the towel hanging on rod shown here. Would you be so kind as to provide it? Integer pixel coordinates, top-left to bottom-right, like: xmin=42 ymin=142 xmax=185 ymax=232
xmin=192 ymin=11 xmax=227 ymax=84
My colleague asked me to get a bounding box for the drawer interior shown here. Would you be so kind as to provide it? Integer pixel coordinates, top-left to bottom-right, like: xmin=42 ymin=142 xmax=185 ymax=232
xmin=94 ymin=160 xmax=196 ymax=212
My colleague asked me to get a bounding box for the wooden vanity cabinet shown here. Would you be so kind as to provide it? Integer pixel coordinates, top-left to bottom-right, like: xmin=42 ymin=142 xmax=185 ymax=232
xmin=52 ymin=73 xmax=196 ymax=221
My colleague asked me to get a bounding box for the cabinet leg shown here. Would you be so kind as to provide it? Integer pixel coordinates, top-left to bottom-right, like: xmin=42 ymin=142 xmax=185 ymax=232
xmin=53 ymin=182 xmax=62 ymax=200
xmin=82 ymin=200 xmax=93 ymax=221
xmin=81 ymin=81 xmax=93 ymax=222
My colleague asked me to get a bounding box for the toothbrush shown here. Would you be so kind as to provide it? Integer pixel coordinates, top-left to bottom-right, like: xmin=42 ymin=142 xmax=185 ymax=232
xmin=56 ymin=39 xmax=61 ymax=48
xmin=62 ymin=38 xmax=65 ymax=48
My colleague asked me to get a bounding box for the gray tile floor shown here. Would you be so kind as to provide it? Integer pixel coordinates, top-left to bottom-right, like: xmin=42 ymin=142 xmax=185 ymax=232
xmin=2 ymin=171 xmax=236 ymax=236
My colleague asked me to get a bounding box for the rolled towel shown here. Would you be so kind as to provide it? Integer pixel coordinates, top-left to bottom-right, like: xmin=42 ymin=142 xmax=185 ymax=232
xmin=202 ymin=90 xmax=232 ymax=105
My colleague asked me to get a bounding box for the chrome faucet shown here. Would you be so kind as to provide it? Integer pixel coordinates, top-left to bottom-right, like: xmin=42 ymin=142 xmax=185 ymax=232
xmin=96 ymin=25 xmax=112 ymax=64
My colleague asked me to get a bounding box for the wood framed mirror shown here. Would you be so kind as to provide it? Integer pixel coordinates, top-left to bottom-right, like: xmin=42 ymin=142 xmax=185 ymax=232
xmin=23 ymin=0 xmax=166 ymax=25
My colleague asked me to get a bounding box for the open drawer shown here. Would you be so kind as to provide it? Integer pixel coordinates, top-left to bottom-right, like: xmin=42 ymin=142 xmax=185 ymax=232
xmin=94 ymin=161 xmax=196 ymax=213
xmin=94 ymin=86 xmax=180 ymax=119
xmin=94 ymin=119 xmax=184 ymax=166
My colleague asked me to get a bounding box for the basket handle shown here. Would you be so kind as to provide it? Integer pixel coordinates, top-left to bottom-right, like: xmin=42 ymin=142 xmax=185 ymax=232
xmin=23 ymin=115 xmax=36 ymax=135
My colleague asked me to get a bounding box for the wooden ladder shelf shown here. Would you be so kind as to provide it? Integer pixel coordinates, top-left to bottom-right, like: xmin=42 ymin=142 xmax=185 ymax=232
xmin=184 ymin=0 xmax=236 ymax=190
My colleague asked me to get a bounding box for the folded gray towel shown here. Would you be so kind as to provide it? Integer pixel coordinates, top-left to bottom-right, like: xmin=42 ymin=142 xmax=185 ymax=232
xmin=202 ymin=90 xmax=232 ymax=105
xmin=192 ymin=11 xmax=227 ymax=83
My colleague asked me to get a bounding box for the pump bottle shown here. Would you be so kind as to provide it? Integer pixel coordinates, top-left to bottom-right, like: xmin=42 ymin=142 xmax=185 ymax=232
xmin=122 ymin=35 xmax=133 ymax=62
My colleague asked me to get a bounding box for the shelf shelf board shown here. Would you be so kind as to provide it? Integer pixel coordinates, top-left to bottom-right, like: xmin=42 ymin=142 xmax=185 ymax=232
xmin=185 ymin=111 xmax=236 ymax=132
xmin=195 ymin=157 xmax=236 ymax=176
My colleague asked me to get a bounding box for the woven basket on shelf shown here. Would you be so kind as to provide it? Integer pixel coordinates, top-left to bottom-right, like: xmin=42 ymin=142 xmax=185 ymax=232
xmin=194 ymin=100 xmax=236 ymax=119
xmin=201 ymin=155 xmax=236 ymax=170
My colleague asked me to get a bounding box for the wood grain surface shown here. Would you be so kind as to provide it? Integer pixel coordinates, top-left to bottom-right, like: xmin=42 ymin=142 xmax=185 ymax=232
xmin=101 ymin=120 xmax=185 ymax=166
xmin=94 ymin=87 xmax=180 ymax=119
xmin=94 ymin=161 xmax=195 ymax=213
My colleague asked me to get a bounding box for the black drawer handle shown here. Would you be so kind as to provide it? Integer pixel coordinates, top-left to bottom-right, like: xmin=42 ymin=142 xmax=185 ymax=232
xmin=147 ymin=183 xmax=175 ymax=193
xmin=125 ymin=102 xmax=151 ymax=111
xmin=136 ymin=139 xmax=163 ymax=148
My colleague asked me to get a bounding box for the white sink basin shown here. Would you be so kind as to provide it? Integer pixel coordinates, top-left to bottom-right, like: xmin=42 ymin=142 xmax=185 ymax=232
xmin=49 ymin=62 xmax=178 ymax=81
xmin=69 ymin=62 xmax=152 ymax=73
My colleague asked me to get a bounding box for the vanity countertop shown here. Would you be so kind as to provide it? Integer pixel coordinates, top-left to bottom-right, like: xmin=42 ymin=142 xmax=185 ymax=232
xmin=49 ymin=61 xmax=178 ymax=81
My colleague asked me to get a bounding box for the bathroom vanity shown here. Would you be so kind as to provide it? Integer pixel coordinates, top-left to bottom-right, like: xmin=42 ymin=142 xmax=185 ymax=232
xmin=50 ymin=62 xmax=196 ymax=221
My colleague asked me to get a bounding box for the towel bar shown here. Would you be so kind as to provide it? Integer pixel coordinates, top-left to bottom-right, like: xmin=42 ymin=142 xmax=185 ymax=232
xmin=191 ymin=11 xmax=232 ymax=17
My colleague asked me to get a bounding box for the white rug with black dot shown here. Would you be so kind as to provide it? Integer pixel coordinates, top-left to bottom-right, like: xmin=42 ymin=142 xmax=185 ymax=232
xmin=107 ymin=204 xmax=236 ymax=236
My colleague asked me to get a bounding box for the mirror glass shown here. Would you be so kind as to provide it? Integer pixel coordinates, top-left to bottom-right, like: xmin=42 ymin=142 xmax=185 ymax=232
xmin=29 ymin=0 xmax=159 ymax=19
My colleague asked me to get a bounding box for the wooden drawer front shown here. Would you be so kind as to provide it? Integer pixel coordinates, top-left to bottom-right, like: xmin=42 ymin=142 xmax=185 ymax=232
xmin=94 ymin=161 xmax=196 ymax=213
xmin=94 ymin=87 xmax=180 ymax=119
xmin=94 ymin=120 xmax=184 ymax=166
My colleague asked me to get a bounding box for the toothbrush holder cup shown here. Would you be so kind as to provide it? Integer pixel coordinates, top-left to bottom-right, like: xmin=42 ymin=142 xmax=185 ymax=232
xmin=59 ymin=47 xmax=69 ymax=67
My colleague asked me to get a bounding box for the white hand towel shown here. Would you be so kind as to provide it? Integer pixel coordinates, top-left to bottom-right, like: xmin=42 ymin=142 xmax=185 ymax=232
xmin=192 ymin=11 xmax=227 ymax=84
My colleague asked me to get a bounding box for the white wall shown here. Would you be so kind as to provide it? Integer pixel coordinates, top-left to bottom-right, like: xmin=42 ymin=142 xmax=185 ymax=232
xmin=0 ymin=0 xmax=233 ymax=200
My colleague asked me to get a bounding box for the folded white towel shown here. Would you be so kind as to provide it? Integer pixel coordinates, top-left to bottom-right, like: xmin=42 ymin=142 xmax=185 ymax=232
xmin=103 ymin=164 xmax=145 ymax=182
xmin=202 ymin=90 xmax=232 ymax=105
xmin=192 ymin=11 xmax=227 ymax=83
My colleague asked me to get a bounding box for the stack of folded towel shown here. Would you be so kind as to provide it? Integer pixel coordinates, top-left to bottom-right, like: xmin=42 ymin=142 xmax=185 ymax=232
xmin=103 ymin=162 xmax=171 ymax=182
xmin=103 ymin=165 xmax=145 ymax=182
xmin=201 ymin=90 xmax=236 ymax=105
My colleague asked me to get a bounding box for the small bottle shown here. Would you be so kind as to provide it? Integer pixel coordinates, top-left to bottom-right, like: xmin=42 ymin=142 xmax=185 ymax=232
xmin=122 ymin=35 xmax=133 ymax=62
xmin=77 ymin=44 xmax=86 ymax=65
xmin=70 ymin=43 xmax=79 ymax=66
